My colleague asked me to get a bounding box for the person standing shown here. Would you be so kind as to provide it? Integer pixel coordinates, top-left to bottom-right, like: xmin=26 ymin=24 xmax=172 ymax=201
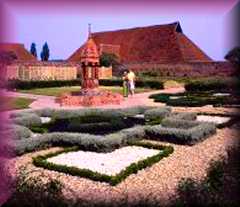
xmin=127 ymin=69 xmax=136 ymax=96
xmin=122 ymin=71 xmax=129 ymax=97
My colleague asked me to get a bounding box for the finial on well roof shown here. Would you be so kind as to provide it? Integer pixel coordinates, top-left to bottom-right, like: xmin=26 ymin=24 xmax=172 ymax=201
xmin=88 ymin=23 xmax=92 ymax=39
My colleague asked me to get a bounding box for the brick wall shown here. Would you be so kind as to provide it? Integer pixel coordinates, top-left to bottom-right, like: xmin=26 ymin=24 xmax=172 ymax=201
xmin=5 ymin=62 xmax=78 ymax=80
xmin=4 ymin=61 xmax=113 ymax=81
xmin=77 ymin=66 xmax=112 ymax=79
xmin=125 ymin=61 xmax=237 ymax=77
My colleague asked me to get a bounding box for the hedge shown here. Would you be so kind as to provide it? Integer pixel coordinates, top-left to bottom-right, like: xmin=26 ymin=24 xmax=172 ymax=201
xmin=145 ymin=122 xmax=216 ymax=145
xmin=144 ymin=107 xmax=171 ymax=124
xmin=14 ymin=125 xmax=146 ymax=155
xmin=161 ymin=118 xmax=199 ymax=129
xmin=7 ymin=79 xmax=81 ymax=90
xmin=185 ymin=80 xmax=240 ymax=92
xmin=32 ymin=142 xmax=174 ymax=186
xmin=149 ymin=92 xmax=240 ymax=107
xmin=7 ymin=79 xmax=164 ymax=90
xmin=11 ymin=114 xmax=42 ymax=127
xmin=1 ymin=124 xmax=32 ymax=140
xmin=9 ymin=108 xmax=219 ymax=155
xmin=169 ymin=112 xmax=197 ymax=121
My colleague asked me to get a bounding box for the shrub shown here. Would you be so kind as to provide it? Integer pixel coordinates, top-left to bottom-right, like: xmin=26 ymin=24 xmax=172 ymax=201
xmin=14 ymin=124 xmax=147 ymax=155
xmin=7 ymin=79 xmax=81 ymax=90
xmin=2 ymin=124 xmax=32 ymax=140
xmin=99 ymin=79 xmax=164 ymax=89
xmin=161 ymin=118 xmax=199 ymax=129
xmin=169 ymin=112 xmax=197 ymax=121
xmin=7 ymin=79 xmax=164 ymax=90
xmin=119 ymin=106 xmax=155 ymax=117
xmin=185 ymin=80 xmax=235 ymax=92
xmin=145 ymin=122 xmax=216 ymax=145
xmin=144 ymin=107 xmax=171 ymax=123
xmin=11 ymin=114 xmax=42 ymax=127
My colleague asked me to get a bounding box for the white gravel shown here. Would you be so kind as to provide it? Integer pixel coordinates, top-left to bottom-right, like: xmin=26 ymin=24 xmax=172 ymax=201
xmin=213 ymin=93 xmax=230 ymax=96
xmin=40 ymin=117 xmax=51 ymax=124
xmin=47 ymin=146 xmax=161 ymax=176
xmin=169 ymin=96 xmax=181 ymax=100
xmin=197 ymin=115 xmax=231 ymax=124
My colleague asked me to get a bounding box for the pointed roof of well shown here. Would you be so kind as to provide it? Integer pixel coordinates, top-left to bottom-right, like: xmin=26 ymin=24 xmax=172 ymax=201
xmin=68 ymin=22 xmax=212 ymax=63
xmin=80 ymin=24 xmax=99 ymax=64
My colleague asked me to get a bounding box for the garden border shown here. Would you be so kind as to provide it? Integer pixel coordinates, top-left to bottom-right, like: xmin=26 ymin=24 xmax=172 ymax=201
xmin=33 ymin=141 xmax=174 ymax=186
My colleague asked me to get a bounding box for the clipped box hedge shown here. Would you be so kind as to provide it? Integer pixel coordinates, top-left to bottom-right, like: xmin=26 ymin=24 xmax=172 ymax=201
xmin=144 ymin=107 xmax=172 ymax=125
xmin=145 ymin=122 xmax=216 ymax=145
xmin=7 ymin=79 xmax=164 ymax=90
xmin=9 ymin=108 xmax=219 ymax=155
xmin=1 ymin=124 xmax=32 ymax=140
xmin=185 ymin=79 xmax=240 ymax=92
xmin=14 ymin=125 xmax=147 ymax=156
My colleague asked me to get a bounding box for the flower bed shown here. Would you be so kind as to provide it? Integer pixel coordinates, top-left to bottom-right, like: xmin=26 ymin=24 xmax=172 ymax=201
xmin=33 ymin=142 xmax=173 ymax=186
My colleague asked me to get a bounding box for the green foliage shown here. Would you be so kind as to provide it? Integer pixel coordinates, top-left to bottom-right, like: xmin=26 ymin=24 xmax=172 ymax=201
xmin=99 ymin=79 xmax=164 ymax=89
xmin=145 ymin=122 xmax=216 ymax=145
xmin=161 ymin=118 xmax=199 ymax=129
xmin=12 ymin=113 xmax=42 ymax=127
xmin=149 ymin=91 xmax=240 ymax=107
xmin=2 ymin=124 xmax=32 ymax=140
xmin=7 ymin=79 xmax=163 ymax=90
xmin=205 ymin=160 xmax=224 ymax=191
xmin=33 ymin=142 xmax=173 ymax=186
xmin=30 ymin=42 xmax=37 ymax=58
xmin=40 ymin=42 xmax=50 ymax=61
xmin=225 ymin=46 xmax=240 ymax=64
xmin=144 ymin=107 xmax=171 ymax=123
xmin=100 ymin=52 xmax=119 ymax=67
xmin=175 ymin=159 xmax=227 ymax=207
xmin=7 ymin=79 xmax=80 ymax=90
xmin=3 ymin=166 xmax=66 ymax=207
xmin=185 ymin=79 xmax=240 ymax=92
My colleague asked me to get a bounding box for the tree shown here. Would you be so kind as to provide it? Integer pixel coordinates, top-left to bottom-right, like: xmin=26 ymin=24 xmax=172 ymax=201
xmin=30 ymin=42 xmax=37 ymax=58
xmin=99 ymin=52 xmax=119 ymax=67
xmin=225 ymin=46 xmax=240 ymax=64
xmin=40 ymin=42 xmax=50 ymax=61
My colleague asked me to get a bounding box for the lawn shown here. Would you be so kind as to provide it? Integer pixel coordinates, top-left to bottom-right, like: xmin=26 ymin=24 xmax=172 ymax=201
xmin=18 ymin=86 xmax=153 ymax=96
xmin=0 ymin=96 xmax=35 ymax=111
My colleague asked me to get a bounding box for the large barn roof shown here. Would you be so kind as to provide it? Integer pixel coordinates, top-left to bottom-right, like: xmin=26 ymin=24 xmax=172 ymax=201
xmin=0 ymin=43 xmax=37 ymax=61
xmin=68 ymin=22 xmax=212 ymax=63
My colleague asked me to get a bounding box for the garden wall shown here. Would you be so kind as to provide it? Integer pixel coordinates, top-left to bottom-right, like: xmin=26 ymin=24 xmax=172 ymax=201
xmin=126 ymin=61 xmax=237 ymax=77
xmin=4 ymin=62 xmax=112 ymax=81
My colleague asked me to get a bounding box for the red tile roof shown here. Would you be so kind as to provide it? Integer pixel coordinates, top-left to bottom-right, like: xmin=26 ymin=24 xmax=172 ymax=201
xmin=0 ymin=43 xmax=37 ymax=61
xmin=68 ymin=22 xmax=212 ymax=63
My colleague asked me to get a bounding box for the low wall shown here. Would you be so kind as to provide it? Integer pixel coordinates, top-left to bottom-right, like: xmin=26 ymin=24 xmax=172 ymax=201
xmin=125 ymin=61 xmax=237 ymax=77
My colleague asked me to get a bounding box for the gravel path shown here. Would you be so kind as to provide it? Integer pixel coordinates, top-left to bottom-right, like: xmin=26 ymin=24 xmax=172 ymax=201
xmin=7 ymin=126 xmax=239 ymax=206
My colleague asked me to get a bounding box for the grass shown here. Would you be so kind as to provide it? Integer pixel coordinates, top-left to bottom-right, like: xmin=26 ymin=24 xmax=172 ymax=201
xmin=18 ymin=86 xmax=152 ymax=97
xmin=0 ymin=96 xmax=35 ymax=111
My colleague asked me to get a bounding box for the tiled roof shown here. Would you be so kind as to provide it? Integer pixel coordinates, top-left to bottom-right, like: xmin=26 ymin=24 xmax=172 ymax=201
xmin=68 ymin=22 xmax=212 ymax=63
xmin=0 ymin=43 xmax=37 ymax=61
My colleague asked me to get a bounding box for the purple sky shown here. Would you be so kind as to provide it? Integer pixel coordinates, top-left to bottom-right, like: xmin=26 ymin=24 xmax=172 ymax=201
xmin=1 ymin=0 xmax=238 ymax=61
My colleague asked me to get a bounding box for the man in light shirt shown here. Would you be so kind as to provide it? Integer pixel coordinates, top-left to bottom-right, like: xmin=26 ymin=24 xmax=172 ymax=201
xmin=127 ymin=70 xmax=136 ymax=96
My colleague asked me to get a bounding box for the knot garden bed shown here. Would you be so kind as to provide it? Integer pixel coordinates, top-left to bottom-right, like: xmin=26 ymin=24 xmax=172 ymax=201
xmin=3 ymin=106 xmax=224 ymax=185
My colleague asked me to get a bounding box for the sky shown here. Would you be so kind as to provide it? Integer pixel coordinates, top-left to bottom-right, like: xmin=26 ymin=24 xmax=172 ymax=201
xmin=0 ymin=0 xmax=238 ymax=61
